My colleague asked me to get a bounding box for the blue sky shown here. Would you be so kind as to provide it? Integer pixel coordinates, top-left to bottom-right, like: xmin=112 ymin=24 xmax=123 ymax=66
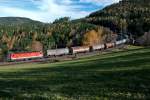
xmin=0 ymin=0 xmax=120 ymax=22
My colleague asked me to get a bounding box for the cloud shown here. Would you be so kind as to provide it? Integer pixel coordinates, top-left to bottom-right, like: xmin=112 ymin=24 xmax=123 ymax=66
xmin=79 ymin=0 xmax=120 ymax=6
xmin=0 ymin=6 xmax=46 ymax=21
xmin=34 ymin=0 xmax=91 ymax=20
xmin=0 ymin=0 xmax=120 ymax=22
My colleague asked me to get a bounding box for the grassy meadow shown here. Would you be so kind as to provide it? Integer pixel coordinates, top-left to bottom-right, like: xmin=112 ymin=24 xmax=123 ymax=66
xmin=0 ymin=46 xmax=150 ymax=100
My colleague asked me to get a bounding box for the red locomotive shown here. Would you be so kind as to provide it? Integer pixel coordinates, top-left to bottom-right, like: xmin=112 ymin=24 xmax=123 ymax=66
xmin=8 ymin=51 xmax=43 ymax=61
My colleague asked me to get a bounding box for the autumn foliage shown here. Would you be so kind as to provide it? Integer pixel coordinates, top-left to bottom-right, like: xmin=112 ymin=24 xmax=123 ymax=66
xmin=82 ymin=30 xmax=100 ymax=46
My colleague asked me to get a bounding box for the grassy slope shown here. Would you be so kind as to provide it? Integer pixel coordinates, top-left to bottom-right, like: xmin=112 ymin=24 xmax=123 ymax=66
xmin=0 ymin=46 xmax=150 ymax=100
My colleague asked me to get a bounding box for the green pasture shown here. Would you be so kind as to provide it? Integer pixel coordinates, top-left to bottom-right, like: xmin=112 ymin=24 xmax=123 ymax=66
xmin=0 ymin=46 xmax=150 ymax=100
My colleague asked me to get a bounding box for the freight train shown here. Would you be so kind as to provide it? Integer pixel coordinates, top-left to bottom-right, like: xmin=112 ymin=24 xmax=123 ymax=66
xmin=7 ymin=39 xmax=127 ymax=61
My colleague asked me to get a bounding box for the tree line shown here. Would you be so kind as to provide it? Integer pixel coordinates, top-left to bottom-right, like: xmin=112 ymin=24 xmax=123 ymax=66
xmin=84 ymin=0 xmax=150 ymax=38
xmin=0 ymin=17 xmax=115 ymax=59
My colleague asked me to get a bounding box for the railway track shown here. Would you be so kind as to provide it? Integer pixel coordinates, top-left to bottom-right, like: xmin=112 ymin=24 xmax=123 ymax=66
xmin=0 ymin=44 xmax=127 ymax=66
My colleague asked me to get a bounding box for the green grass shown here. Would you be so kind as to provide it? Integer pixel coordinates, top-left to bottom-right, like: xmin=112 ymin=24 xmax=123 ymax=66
xmin=0 ymin=46 xmax=150 ymax=100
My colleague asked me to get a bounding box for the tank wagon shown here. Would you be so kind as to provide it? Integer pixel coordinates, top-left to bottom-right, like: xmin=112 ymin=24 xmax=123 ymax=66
xmin=91 ymin=44 xmax=105 ymax=51
xmin=70 ymin=46 xmax=90 ymax=54
xmin=115 ymin=39 xmax=127 ymax=45
xmin=47 ymin=48 xmax=69 ymax=56
xmin=105 ymin=42 xmax=115 ymax=49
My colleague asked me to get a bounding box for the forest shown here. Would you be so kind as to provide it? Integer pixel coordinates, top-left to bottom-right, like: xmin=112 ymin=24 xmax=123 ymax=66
xmin=84 ymin=0 xmax=150 ymax=38
xmin=0 ymin=17 xmax=115 ymax=59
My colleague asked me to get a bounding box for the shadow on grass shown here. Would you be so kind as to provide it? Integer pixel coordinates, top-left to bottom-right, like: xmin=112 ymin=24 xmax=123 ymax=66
xmin=0 ymin=48 xmax=150 ymax=99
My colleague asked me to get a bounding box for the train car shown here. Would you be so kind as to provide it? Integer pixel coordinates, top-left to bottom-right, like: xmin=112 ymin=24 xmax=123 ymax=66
xmin=47 ymin=48 xmax=69 ymax=56
xmin=115 ymin=40 xmax=124 ymax=45
xmin=91 ymin=44 xmax=105 ymax=51
xmin=122 ymin=39 xmax=127 ymax=44
xmin=115 ymin=39 xmax=127 ymax=45
xmin=105 ymin=42 xmax=115 ymax=49
xmin=70 ymin=46 xmax=90 ymax=54
xmin=8 ymin=51 xmax=43 ymax=61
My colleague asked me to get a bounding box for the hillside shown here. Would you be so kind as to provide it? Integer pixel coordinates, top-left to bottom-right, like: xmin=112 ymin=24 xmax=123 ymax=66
xmin=84 ymin=0 xmax=150 ymax=38
xmin=0 ymin=46 xmax=150 ymax=99
xmin=0 ymin=17 xmax=44 ymax=25
xmin=0 ymin=17 xmax=116 ymax=58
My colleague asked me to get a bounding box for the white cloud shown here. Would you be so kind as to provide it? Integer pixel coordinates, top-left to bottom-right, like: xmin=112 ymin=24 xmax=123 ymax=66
xmin=0 ymin=0 xmax=120 ymax=22
xmin=79 ymin=0 xmax=120 ymax=6
xmin=33 ymin=0 xmax=90 ymax=18
xmin=0 ymin=6 xmax=46 ymax=22
xmin=0 ymin=0 xmax=91 ymax=22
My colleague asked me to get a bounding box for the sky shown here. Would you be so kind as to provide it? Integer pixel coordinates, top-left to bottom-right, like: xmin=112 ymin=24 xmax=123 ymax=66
xmin=0 ymin=0 xmax=120 ymax=22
